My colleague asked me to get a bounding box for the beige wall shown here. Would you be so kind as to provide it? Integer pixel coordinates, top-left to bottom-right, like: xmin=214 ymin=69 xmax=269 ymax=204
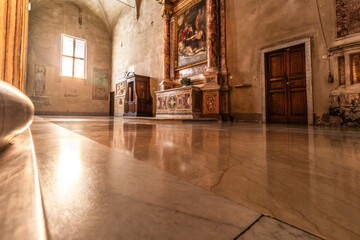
xmin=226 ymin=0 xmax=337 ymax=120
xmin=26 ymin=0 xmax=339 ymax=120
xmin=27 ymin=0 xmax=112 ymax=115
xmin=111 ymin=0 xmax=338 ymax=121
xmin=112 ymin=0 xmax=163 ymax=116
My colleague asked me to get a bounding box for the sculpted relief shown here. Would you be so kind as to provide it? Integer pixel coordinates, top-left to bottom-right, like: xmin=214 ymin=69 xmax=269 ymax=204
xmin=35 ymin=65 xmax=46 ymax=96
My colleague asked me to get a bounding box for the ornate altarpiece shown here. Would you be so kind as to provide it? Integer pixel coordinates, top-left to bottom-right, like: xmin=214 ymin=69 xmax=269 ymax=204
xmin=155 ymin=0 xmax=231 ymax=120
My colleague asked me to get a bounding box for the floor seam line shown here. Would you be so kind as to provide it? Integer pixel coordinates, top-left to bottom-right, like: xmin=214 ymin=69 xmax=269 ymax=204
xmin=233 ymin=214 xmax=263 ymax=239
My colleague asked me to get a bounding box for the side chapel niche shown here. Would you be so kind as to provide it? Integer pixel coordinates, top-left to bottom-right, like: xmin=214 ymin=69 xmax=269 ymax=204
xmin=155 ymin=0 xmax=231 ymax=120
xmin=329 ymin=0 xmax=360 ymax=126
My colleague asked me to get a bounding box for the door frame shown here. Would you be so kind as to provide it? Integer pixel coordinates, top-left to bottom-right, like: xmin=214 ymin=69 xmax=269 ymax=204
xmin=260 ymin=38 xmax=313 ymax=125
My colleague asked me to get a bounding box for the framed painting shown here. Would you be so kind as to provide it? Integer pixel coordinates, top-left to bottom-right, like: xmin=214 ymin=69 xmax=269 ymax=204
xmin=175 ymin=0 xmax=207 ymax=70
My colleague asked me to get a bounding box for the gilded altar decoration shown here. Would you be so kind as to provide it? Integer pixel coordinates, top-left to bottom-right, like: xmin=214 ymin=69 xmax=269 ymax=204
xmin=176 ymin=0 xmax=206 ymax=68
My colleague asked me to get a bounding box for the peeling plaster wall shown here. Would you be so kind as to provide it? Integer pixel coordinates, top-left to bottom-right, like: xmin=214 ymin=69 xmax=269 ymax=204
xmin=226 ymin=0 xmax=336 ymax=121
xmin=112 ymin=1 xmax=163 ymax=116
xmin=27 ymin=0 xmax=112 ymax=115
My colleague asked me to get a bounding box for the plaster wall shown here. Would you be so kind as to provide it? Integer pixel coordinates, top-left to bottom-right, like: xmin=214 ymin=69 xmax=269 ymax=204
xmin=112 ymin=0 xmax=338 ymax=121
xmin=226 ymin=0 xmax=337 ymax=121
xmin=27 ymin=0 xmax=112 ymax=115
xmin=112 ymin=0 xmax=163 ymax=116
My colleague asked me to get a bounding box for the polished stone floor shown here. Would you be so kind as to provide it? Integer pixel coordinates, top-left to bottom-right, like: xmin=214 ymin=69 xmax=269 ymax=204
xmin=2 ymin=116 xmax=360 ymax=239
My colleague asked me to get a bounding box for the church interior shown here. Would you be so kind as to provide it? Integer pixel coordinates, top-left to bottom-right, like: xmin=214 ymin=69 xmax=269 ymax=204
xmin=1 ymin=0 xmax=360 ymax=239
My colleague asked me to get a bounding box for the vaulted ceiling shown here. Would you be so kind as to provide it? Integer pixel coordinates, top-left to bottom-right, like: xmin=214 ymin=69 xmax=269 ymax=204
xmin=30 ymin=0 xmax=141 ymax=32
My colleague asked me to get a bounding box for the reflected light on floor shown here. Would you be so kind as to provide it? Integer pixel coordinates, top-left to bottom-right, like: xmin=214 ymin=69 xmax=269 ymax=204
xmin=57 ymin=138 xmax=82 ymax=192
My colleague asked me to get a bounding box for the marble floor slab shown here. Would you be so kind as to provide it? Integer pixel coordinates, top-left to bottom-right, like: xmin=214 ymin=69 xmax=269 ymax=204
xmin=30 ymin=118 xmax=262 ymax=240
xmin=45 ymin=116 xmax=360 ymax=240
xmin=237 ymin=216 xmax=322 ymax=240
xmin=0 ymin=130 xmax=47 ymax=240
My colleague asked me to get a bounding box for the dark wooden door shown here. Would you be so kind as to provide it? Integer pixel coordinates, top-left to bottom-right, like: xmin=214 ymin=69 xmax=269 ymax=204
xmin=266 ymin=45 xmax=307 ymax=124
xmin=109 ymin=91 xmax=114 ymax=116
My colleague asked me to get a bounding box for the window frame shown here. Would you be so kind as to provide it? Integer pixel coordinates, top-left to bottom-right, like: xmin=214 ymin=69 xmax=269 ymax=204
xmin=60 ymin=34 xmax=87 ymax=79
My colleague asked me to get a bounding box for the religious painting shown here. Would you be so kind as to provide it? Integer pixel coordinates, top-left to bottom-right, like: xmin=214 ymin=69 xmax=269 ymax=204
xmin=116 ymin=81 xmax=126 ymax=98
xmin=92 ymin=68 xmax=109 ymax=101
xmin=176 ymin=0 xmax=207 ymax=69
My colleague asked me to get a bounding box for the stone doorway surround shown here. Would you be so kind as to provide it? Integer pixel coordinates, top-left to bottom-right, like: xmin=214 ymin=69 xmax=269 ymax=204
xmin=260 ymin=38 xmax=314 ymax=125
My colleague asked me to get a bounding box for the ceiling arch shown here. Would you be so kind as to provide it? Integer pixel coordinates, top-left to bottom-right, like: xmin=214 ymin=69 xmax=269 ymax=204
xmin=30 ymin=0 xmax=138 ymax=33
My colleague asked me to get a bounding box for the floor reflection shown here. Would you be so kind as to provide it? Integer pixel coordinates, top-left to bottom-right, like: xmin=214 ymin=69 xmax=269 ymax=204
xmin=49 ymin=118 xmax=360 ymax=240
xmin=57 ymin=138 xmax=82 ymax=193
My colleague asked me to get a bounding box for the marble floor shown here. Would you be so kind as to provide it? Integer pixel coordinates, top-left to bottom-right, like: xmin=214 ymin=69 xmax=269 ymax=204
xmin=2 ymin=116 xmax=360 ymax=239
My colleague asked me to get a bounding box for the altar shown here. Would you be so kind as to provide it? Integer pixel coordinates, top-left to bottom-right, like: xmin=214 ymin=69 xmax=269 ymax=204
xmin=155 ymin=86 xmax=202 ymax=119
xmin=155 ymin=0 xmax=231 ymax=120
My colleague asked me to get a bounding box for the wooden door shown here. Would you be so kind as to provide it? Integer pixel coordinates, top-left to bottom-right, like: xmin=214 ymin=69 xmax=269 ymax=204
xmin=109 ymin=91 xmax=114 ymax=116
xmin=266 ymin=45 xmax=307 ymax=124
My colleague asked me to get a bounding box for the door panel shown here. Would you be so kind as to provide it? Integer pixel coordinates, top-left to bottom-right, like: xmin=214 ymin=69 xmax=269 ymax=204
xmin=289 ymin=48 xmax=305 ymax=76
xmin=266 ymin=45 xmax=307 ymax=124
xmin=269 ymin=53 xmax=284 ymax=77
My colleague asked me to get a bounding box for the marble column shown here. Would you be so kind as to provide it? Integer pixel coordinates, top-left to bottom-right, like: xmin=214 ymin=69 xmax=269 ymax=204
xmin=160 ymin=7 xmax=173 ymax=91
xmin=163 ymin=14 xmax=171 ymax=80
xmin=219 ymin=0 xmax=228 ymax=81
xmin=206 ymin=0 xmax=219 ymax=74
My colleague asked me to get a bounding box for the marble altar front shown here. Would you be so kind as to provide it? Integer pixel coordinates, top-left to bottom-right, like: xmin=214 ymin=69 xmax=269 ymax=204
xmin=155 ymin=86 xmax=202 ymax=119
